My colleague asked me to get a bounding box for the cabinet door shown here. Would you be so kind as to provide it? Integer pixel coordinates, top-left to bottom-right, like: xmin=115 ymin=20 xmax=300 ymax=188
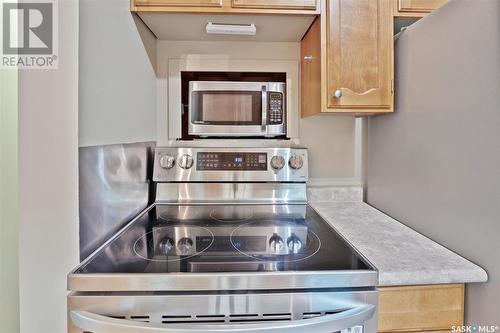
xmin=232 ymin=0 xmax=317 ymax=10
xmin=133 ymin=0 xmax=223 ymax=7
xmin=378 ymin=284 xmax=464 ymax=332
xmin=326 ymin=0 xmax=393 ymax=111
xmin=398 ymin=0 xmax=448 ymax=13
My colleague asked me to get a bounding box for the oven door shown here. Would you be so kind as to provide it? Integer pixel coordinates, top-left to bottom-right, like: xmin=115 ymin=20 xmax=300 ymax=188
xmin=69 ymin=290 xmax=377 ymax=333
xmin=188 ymin=81 xmax=285 ymax=137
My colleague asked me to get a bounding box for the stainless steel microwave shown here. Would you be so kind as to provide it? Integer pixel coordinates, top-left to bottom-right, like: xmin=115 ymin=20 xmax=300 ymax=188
xmin=188 ymin=81 xmax=286 ymax=137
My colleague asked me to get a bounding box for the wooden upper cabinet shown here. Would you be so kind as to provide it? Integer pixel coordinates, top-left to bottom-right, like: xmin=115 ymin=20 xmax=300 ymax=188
xmin=327 ymin=0 xmax=392 ymax=111
xmin=132 ymin=0 xmax=320 ymax=13
xmin=232 ymin=0 xmax=317 ymax=10
xmin=394 ymin=0 xmax=448 ymax=17
xmin=133 ymin=0 xmax=223 ymax=7
xmin=301 ymin=0 xmax=393 ymax=116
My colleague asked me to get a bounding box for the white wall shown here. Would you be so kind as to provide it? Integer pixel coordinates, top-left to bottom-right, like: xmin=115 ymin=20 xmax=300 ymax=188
xmin=156 ymin=41 xmax=358 ymax=184
xmin=79 ymin=0 xmax=157 ymax=147
xmin=18 ymin=0 xmax=79 ymax=332
xmin=0 ymin=62 xmax=19 ymax=333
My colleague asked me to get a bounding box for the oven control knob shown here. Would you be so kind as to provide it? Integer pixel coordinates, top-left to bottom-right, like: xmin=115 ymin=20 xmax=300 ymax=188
xmin=269 ymin=234 xmax=285 ymax=254
xmin=158 ymin=237 xmax=175 ymax=255
xmin=177 ymin=237 xmax=194 ymax=255
xmin=159 ymin=155 xmax=175 ymax=169
xmin=178 ymin=154 xmax=194 ymax=169
xmin=287 ymin=235 xmax=303 ymax=254
xmin=288 ymin=155 xmax=304 ymax=170
xmin=270 ymin=155 xmax=285 ymax=170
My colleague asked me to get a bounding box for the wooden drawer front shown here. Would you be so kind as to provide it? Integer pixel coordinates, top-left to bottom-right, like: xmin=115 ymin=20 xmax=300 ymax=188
xmin=232 ymin=0 xmax=317 ymax=10
xmin=134 ymin=0 xmax=223 ymax=7
xmin=378 ymin=284 xmax=464 ymax=332
xmin=398 ymin=0 xmax=448 ymax=13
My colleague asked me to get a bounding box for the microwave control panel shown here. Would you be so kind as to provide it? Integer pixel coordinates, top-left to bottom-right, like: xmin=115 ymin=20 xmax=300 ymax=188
xmin=268 ymin=92 xmax=284 ymax=125
xmin=197 ymin=152 xmax=267 ymax=171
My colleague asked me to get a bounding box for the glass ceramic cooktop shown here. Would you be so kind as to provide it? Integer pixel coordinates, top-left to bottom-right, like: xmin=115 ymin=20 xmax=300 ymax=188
xmin=75 ymin=204 xmax=372 ymax=274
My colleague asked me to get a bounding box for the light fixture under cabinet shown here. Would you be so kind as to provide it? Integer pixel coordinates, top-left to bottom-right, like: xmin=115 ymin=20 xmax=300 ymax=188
xmin=206 ymin=22 xmax=257 ymax=36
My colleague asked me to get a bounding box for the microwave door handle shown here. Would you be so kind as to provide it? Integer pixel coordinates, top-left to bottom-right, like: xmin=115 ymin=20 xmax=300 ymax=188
xmin=261 ymin=85 xmax=267 ymax=133
xmin=70 ymin=304 xmax=375 ymax=333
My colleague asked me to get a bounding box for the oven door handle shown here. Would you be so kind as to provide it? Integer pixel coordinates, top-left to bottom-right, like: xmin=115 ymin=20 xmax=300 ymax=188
xmin=261 ymin=85 xmax=268 ymax=133
xmin=70 ymin=304 xmax=375 ymax=333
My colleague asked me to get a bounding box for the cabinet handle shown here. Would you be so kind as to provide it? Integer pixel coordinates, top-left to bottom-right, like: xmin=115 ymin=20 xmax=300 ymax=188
xmin=333 ymin=89 xmax=343 ymax=98
xmin=303 ymin=55 xmax=314 ymax=61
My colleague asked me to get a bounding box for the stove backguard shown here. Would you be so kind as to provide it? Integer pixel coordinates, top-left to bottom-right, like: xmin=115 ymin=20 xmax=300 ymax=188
xmin=79 ymin=142 xmax=155 ymax=260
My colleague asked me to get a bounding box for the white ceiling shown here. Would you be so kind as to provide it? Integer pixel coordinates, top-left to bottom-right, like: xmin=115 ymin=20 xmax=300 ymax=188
xmin=138 ymin=13 xmax=316 ymax=42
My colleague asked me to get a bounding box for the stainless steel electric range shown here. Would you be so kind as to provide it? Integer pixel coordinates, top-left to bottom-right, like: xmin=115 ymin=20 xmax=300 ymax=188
xmin=68 ymin=147 xmax=378 ymax=333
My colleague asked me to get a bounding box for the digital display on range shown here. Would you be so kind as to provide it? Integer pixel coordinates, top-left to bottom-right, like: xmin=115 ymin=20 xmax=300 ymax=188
xmin=197 ymin=152 xmax=267 ymax=171
xmin=196 ymin=236 xmax=267 ymax=252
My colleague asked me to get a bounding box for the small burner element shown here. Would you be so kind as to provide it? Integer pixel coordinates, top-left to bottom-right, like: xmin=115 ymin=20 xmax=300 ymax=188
xmin=133 ymin=226 xmax=214 ymax=263
xmin=210 ymin=206 xmax=253 ymax=223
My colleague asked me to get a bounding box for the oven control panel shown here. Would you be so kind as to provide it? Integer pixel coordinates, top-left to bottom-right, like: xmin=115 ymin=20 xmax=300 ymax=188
xmin=197 ymin=152 xmax=267 ymax=171
xmin=153 ymin=148 xmax=308 ymax=183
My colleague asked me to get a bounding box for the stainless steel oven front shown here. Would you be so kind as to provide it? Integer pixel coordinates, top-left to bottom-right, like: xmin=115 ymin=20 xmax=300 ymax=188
xmin=188 ymin=81 xmax=286 ymax=137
